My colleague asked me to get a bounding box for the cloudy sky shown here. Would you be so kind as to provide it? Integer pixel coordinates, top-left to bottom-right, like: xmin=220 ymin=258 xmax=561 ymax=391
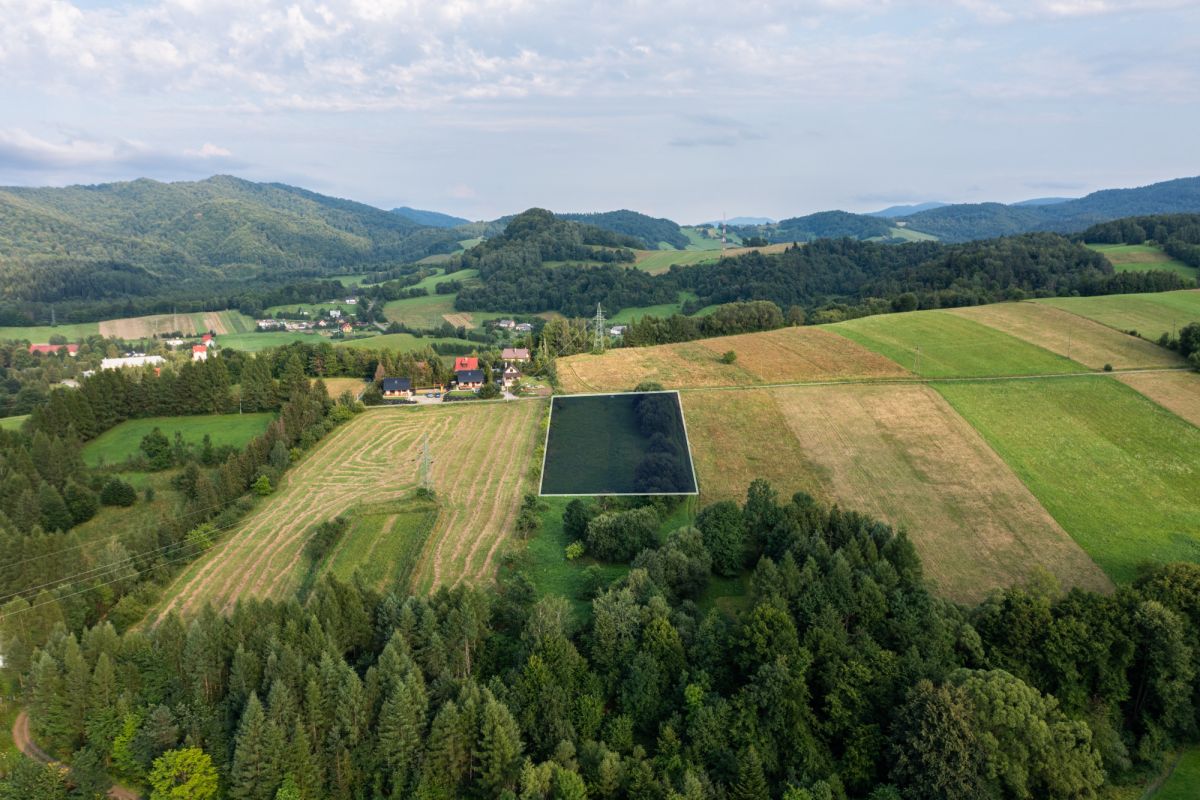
xmin=1 ymin=0 xmax=1198 ymax=222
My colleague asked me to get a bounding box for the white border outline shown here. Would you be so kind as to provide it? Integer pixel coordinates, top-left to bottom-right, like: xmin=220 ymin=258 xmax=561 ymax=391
xmin=538 ymin=390 xmax=700 ymax=497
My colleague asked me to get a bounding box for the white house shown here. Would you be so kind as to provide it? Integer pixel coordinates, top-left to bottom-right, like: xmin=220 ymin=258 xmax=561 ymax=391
xmin=101 ymin=355 xmax=166 ymax=370
xmin=329 ymin=309 xmax=342 ymax=319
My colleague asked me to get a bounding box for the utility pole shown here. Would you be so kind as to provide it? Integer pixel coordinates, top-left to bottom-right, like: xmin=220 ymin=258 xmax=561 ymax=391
xmin=419 ymin=432 xmax=433 ymax=493
xmin=1066 ymin=320 xmax=1072 ymax=361
xmin=914 ymin=346 xmax=921 ymax=376
xmin=592 ymin=303 xmax=607 ymax=353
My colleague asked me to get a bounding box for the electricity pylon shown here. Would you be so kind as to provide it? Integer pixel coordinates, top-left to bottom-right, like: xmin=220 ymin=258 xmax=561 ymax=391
xmin=592 ymin=303 xmax=607 ymax=353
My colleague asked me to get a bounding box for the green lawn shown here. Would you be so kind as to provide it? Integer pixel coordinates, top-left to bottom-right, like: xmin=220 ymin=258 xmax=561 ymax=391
xmin=1155 ymin=748 xmax=1200 ymax=799
xmin=321 ymin=495 xmax=439 ymax=592
xmin=0 ymin=322 xmax=100 ymax=342
xmin=337 ymin=333 xmax=474 ymax=352
xmin=0 ymin=415 xmax=27 ymax=431
xmin=633 ymin=249 xmax=723 ymax=274
xmin=829 ymin=311 xmax=1090 ymax=378
xmin=216 ymin=331 xmax=329 ymax=352
xmin=887 ymin=226 xmax=939 ymax=242
xmin=936 ymin=377 xmax=1200 ymax=584
xmin=1036 ymin=290 xmax=1200 ymax=343
xmin=1088 ymin=244 xmax=1198 ymax=281
xmin=83 ymin=413 xmax=275 ymax=467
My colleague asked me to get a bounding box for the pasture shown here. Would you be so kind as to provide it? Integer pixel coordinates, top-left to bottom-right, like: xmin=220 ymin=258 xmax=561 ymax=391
xmin=82 ymin=413 xmax=275 ymax=467
xmin=937 ymin=377 xmax=1200 ymax=584
xmin=318 ymin=377 xmax=369 ymax=400
xmin=1088 ymin=243 xmax=1197 ymax=280
xmin=0 ymin=415 xmax=27 ymax=431
xmin=1155 ymin=749 xmax=1200 ymax=800
xmin=1116 ymin=371 xmax=1200 ymax=428
xmin=336 ymin=332 xmax=474 ymax=353
xmin=829 ymin=311 xmax=1089 ymax=377
xmin=0 ymin=322 xmax=99 ymax=342
xmin=632 ymin=243 xmax=793 ymax=275
xmin=685 ymin=385 xmax=1109 ymax=602
xmin=557 ymin=326 xmax=907 ymax=393
xmin=1036 ymin=290 xmax=1200 ymax=343
xmin=262 ymin=301 xmax=361 ymax=318
xmin=609 ymin=292 xmax=702 ymax=324
xmin=948 ymin=302 xmax=1185 ymax=370
xmin=410 ymin=267 xmax=479 ymax=291
xmin=154 ymin=400 xmax=545 ymax=617
xmin=217 ymin=331 xmax=327 ymax=352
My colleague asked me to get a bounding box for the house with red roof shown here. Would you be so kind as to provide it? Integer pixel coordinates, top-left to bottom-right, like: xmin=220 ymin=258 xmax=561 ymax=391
xmin=192 ymin=345 xmax=208 ymax=361
xmin=454 ymin=356 xmax=479 ymax=372
xmin=29 ymin=344 xmax=79 ymax=356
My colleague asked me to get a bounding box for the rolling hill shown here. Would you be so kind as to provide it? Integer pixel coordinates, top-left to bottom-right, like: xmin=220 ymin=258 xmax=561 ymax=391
xmin=391 ymin=206 xmax=471 ymax=227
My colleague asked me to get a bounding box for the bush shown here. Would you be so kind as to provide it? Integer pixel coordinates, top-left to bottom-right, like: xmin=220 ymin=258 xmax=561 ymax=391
xmin=252 ymin=475 xmax=273 ymax=496
xmin=586 ymin=506 xmax=659 ymax=562
xmin=1104 ymin=363 xmax=1113 ymax=372
xmin=563 ymin=499 xmax=596 ymax=542
xmin=632 ymin=526 xmax=711 ymax=599
xmin=186 ymin=523 xmax=217 ymax=551
xmin=100 ymin=477 xmax=137 ymax=507
xmin=305 ymin=517 xmax=348 ymax=563
xmin=63 ymin=480 xmax=99 ymax=525
xmin=565 ymin=541 xmax=585 ymax=560
xmin=479 ymin=382 xmax=502 ymax=399
xmin=139 ymin=427 xmax=172 ymax=470
xmin=633 ymin=381 xmax=664 ymax=393
xmin=720 ymin=350 xmax=738 ymax=364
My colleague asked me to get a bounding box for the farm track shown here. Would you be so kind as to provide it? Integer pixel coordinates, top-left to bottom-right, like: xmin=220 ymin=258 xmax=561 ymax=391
xmin=155 ymin=401 xmax=544 ymax=619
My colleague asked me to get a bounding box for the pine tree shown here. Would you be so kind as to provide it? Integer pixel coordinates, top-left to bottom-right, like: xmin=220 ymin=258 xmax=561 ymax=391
xmin=37 ymin=482 xmax=72 ymax=532
xmin=476 ymin=695 xmax=524 ymax=796
xmin=729 ymin=746 xmax=769 ymax=800
xmin=86 ymin=652 xmax=121 ymax=754
xmin=376 ymin=674 xmax=428 ymax=797
xmin=228 ymin=693 xmax=283 ymax=800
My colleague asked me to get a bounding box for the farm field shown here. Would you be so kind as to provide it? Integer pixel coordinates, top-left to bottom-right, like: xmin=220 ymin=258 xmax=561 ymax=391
xmin=410 ymin=267 xmax=479 ymax=291
xmin=318 ymin=377 xmax=368 ymax=399
xmin=948 ymin=302 xmax=1185 ymax=370
xmin=1036 ymin=290 xmax=1200 ymax=343
xmin=1088 ymin=243 xmax=1198 ymax=280
xmin=557 ymin=325 xmax=908 ymax=392
xmin=681 ymin=226 xmax=738 ymax=249
xmin=887 ymin=226 xmax=938 ymax=242
xmin=82 ymin=412 xmax=275 ymax=466
xmin=154 ymin=400 xmax=545 ymax=617
xmin=0 ymin=322 xmax=99 ymax=342
xmin=336 ymin=332 xmax=474 ymax=353
xmin=318 ymin=495 xmax=440 ymax=592
xmin=937 ymin=377 xmax=1200 ymax=584
xmin=0 ymin=415 xmax=27 ymax=431
xmin=99 ymin=310 xmax=254 ymax=339
xmin=217 ymin=331 xmax=327 ymax=351
xmin=608 ymin=291 xmax=701 ymax=324
xmin=632 ymin=243 xmax=792 ymax=275
xmin=687 ymin=385 xmax=1109 ymax=602
xmin=1116 ymin=370 xmax=1200 ymax=428
xmin=829 ymin=311 xmax=1090 ymax=377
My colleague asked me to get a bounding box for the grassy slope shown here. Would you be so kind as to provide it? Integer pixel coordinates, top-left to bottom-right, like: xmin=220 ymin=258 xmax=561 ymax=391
xmin=936 ymin=377 xmax=1200 ymax=584
xmin=263 ymin=301 xmax=362 ymax=317
xmin=829 ymin=311 xmax=1091 ymax=377
xmin=1088 ymin=243 xmax=1198 ymax=280
xmin=320 ymin=495 xmax=440 ymax=592
xmin=1035 ymin=290 xmax=1200 ymax=342
xmin=609 ymin=292 xmax=701 ymax=325
xmin=0 ymin=415 xmax=27 ymax=431
xmin=217 ymin=331 xmax=328 ymax=352
xmin=82 ymin=413 xmax=275 ymax=466
xmin=0 ymin=322 xmax=100 ymax=342
xmin=1155 ymin=748 xmax=1200 ymax=799
xmin=337 ymin=333 xmax=474 ymax=352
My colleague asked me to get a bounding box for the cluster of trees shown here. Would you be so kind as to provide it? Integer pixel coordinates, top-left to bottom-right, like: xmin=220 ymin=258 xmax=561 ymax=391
xmin=620 ymin=302 xmax=788 ymax=347
xmin=6 ymin=482 xmax=1200 ymax=798
xmin=732 ymin=211 xmax=895 ymax=244
xmin=0 ymin=339 xmax=112 ymax=418
xmin=559 ymin=211 xmax=690 ymax=250
xmin=1082 ymin=213 xmax=1200 ymax=271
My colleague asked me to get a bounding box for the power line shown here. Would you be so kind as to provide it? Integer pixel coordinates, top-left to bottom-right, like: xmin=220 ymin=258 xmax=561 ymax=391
xmin=591 ymin=303 xmax=606 ymax=353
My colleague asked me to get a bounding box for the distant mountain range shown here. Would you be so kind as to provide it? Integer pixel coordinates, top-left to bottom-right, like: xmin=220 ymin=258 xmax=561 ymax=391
xmin=867 ymin=202 xmax=949 ymax=218
xmin=391 ymin=206 xmax=471 ymax=228
xmin=701 ymin=216 xmax=777 ymax=226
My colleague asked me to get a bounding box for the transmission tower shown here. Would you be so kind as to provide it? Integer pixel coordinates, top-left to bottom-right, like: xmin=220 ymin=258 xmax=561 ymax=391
xmin=418 ymin=432 xmax=434 ymax=492
xmin=592 ymin=303 xmax=607 ymax=353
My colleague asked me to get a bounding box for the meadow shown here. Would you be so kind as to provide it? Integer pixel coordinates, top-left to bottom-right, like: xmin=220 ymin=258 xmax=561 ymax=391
xmin=217 ymin=330 xmax=328 ymax=352
xmin=937 ymin=377 xmax=1200 ymax=584
xmin=336 ymin=332 xmax=475 ymax=353
xmin=0 ymin=415 xmax=27 ymax=431
xmin=684 ymin=385 xmax=1109 ymax=602
xmin=829 ymin=311 xmax=1090 ymax=377
xmin=1088 ymin=243 xmax=1198 ymax=280
xmin=82 ymin=412 xmax=275 ymax=466
xmin=608 ymin=291 xmax=702 ymax=324
xmin=1036 ymin=290 xmax=1200 ymax=343
xmin=262 ymin=301 xmax=361 ymax=318
xmin=0 ymin=322 xmax=100 ymax=342
xmin=317 ymin=494 xmax=440 ymax=592
xmin=948 ymin=302 xmax=1184 ymax=370
xmin=632 ymin=243 xmax=792 ymax=275
xmin=1116 ymin=371 xmax=1200 ymax=428
xmin=557 ymin=325 xmax=907 ymax=393
xmin=1154 ymin=749 xmax=1200 ymax=800
xmin=99 ymin=310 xmax=254 ymax=339
xmin=154 ymin=400 xmax=546 ymax=617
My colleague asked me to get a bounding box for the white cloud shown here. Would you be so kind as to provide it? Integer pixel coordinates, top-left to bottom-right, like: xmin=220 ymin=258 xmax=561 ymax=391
xmin=185 ymin=142 xmax=233 ymax=158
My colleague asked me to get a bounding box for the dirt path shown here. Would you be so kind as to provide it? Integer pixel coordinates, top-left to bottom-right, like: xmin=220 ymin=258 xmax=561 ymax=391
xmin=13 ymin=711 xmax=141 ymax=799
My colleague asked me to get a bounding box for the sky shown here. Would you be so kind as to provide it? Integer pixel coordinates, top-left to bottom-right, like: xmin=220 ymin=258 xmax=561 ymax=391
xmin=1 ymin=0 xmax=1198 ymax=223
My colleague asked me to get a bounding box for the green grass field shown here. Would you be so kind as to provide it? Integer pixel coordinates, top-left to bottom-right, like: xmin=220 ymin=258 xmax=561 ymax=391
xmin=609 ymin=292 xmax=702 ymax=324
xmin=1036 ymin=290 xmax=1200 ymax=343
xmin=217 ymin=331 xmax=329 ymax=352
xmin=1088 ymin=244 xmax=1198 ymax=280
xmin=1155 ymin=748 xmax=1200 ymax=799
xmin=632 ymin=250 xmax=722 ymax=274
xmin=829 ymin=311 xmax=1090 ymax=377
xmin=887 ymin=226 xmax=939 ymax=242
xmin=320 ymin=495 xmax=439 ymax=592
xmin=937 ymin=377 xmax=1200 ymax=584
xmin=0 ymin=322 xmax=100 ymax=342
xmin=681 ymin=226 xmax=738 ymax=250
xmin=82 ymin=412 xmax=275 ymax=467
xmin=0 ymin=415 xmax=27 ymax=431
xmin=337 ymin=333 xmax=474 ymax=352
xmin=263 ymin=301 xmax=361 ymax=318
xmin=410 ymin=268 xmax=479 ymax=291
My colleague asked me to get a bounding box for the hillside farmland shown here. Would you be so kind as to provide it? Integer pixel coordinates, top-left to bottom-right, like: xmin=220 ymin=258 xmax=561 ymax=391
xmin=1036 ymin=289 xmax=1200 ymax=343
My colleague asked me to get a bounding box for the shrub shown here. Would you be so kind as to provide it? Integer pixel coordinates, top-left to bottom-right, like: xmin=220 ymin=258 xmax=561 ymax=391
xmin=100 ymin=477 xmax=138 ymax=507
xmin=252 ymin=475 xmax=273 ymax=496
xmin=633 ymin=381 xmax=664 ymax=393
xmin=720 ymin=350 xmax=738 ymax=364
xmin=63 ymin=480 xmax=99 ymax=525
xmin=1104 ymin=363 xmax=1113 ymax=372
xmin=479 ymin=382 xmax=502 ymax=399
xmin=187 ymin=523 xmax=217 ymax=551
xmin=586 ymin=506 xmax=659 ymax=562
xmin=565 ymin=541 xmax=585 ymax=560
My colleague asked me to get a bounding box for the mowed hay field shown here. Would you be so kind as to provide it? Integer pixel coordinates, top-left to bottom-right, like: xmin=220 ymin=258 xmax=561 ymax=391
xmin=1088 ymin=243 xmax=1198 ymax=280
xmin=948 ymin=302 xmax=1185 ymax=370
xmin=1036 ymin=290 xmax=1200 ymax=343
xmin=557 ymin=326 xmax=908 ymax=393
xmin=633 ymin=243 xmax=792 ymax=275
xmin=937 ymin=377 xmax=1200 ymax=584
xmin=1116 ymin=371 xmax=1200 ymax=428
xmin=684 ymin=385 xmax=1109 ymax=602
xmin=829 ymin=311 xmax=1089 ymax=378
xmin=155 ymin=400 xmax=545 ymax=618
xmin=98 ymin=310 xmax=254 ymax=339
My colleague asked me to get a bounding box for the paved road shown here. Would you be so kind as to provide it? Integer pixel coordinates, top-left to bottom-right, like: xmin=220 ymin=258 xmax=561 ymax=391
xmin=13 ymin=710 xmax=141 ymax=800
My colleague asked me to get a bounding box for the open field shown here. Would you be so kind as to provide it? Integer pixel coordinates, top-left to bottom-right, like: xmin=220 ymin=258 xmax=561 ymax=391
xmin=218 ymin=331 xmax=327 ymax=351
xmin=686 ymin=385 xmax=1109 ymax=602
xmin=1116 ymin=371 xmax=1200 ymax=428
xmin=1088 ymin=243 xmax=1198 ymax=280
xmin=557 ymin=326 xmax=908 ymax=393
xmin=829 ymin=311 xmax=1090 ymax=377
xmin=337 ymin=332 xmax=474 ymax=353
xmin=1155 ymin=748 xmax=1200 ymax=800
xmin=681 ymin=226 xmax=737 ymax=250
xmin=99 ymin=310 xmax=254 ymax=339
xmin=319 ymin=495 xmax=440 ymax=592
xmin=1036 ymin=290 xmax=1200 ymax=343
xmin=609 ymin=292 xmax=701 ymax=324
xmin=154 ymin=400 xmax=545 ymax=617
xmin=887 ymin=226 xmax=939 ymax=242
xmin=632 ymin=243 xmax=793 ymax=275
xmin=0 ymin=415 xmax=27 ymax=431
xmin=318 ymin=377 xmax=368 ymax=399
xmin=82 ymin=413 xmax=275 ymax=466
xmin=948 ymin=302 xmax=1185 ymax=370
xmin=0 ymin=322 xmax=100 ymax=342
xmin=411 ymin=268 xmax=479 ymax=291
xmin=937 ymin=377 xmax=1200 ymax=584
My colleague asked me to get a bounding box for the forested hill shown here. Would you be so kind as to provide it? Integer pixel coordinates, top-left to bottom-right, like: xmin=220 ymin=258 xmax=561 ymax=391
xmin=897 ymin=176 xmax=1200 ymax=241
xmin=0 ymin=176 xmax=465 ymax=302
xmin=559 ymin=210 xmax=691 ymax=249
xmin=391 ymin=206 xmax=471 ymax=227
xmin=741 ymin=210 xmax=898 ymax=244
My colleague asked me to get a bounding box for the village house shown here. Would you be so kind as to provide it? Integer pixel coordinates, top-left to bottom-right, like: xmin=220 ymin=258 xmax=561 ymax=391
xmin=455 ymin=369 xmax=485 ymax=390
xmin=340 ymin=322 xmax=353 ymax=334
xmin=497 ymin=363 xmax=522 ymax=388
xmin=501 ymin=347 xmax=530 ymax=363
xmin=514 ymin=322 xmax=534 ymax=333
xmin=329 ymin=309 xmax=342 ymax=319
xmin=381 ymin=377 xmax=413 ymax=398
xmin=192 ymin=345 xmax=208 ymax=362
xmin=345 ymin=298 xmax=358 ymax=304
xmin=454 ymin=356 xmax=479 ymax=372
xmin=202 ymin=333 xmax=213 ymax=344
xmin=609 ymin=325 xmax=628 ymax=337
xmin=496 ymin=319 xmax=516 ymax=330
xmin=101 ymin=355 xmax=166 ymax=370
xmin=29 ymin=343 xmax=79 ymax=356
xmin=166 ymin=338 xmax=185 ymax=348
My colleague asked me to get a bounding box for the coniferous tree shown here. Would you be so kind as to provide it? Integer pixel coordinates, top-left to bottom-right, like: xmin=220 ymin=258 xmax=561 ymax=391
xmin=476 ymin=694 xmax=524 ymax=796
xmin=228 ymin=693 xmax=283 ymax=800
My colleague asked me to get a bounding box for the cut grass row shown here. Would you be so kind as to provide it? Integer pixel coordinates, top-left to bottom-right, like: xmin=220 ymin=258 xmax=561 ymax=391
xmin=1036 ymin=290 xmax=1200 ymax=343
xmin=82 ymin=412 xmax=275 ymax=467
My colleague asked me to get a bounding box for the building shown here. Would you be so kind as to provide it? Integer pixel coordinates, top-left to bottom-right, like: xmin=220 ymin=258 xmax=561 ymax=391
xmin=329 ymin=309 xmax=342 ymax=319
xmin=454 ymin=356 xmax=479 ymax=372
xmin=28 ymin=343 xmax=79 ymax=356
xmin=340 ymin=323 xmax=353 ymax=334
xmin=501 ymin=347 xmax=530 ymax=362
xmin=514 ymin=322 xmax=534 ymax=333
xmin=381 ymin=377 xmax=413 ymax=398
xmin=101 ymin=355 xmax=166 ymax=370
xmin=498 ymin=364 xmax=522 ymax=388
xmin=609 ymin=325 xmax=628 ymax=337
xmin=165 ymin=338 xmax=185 ymax=348
xmin=192 ymin=345 xmax=208 ymax=362
xmin=202 ymin=333 xmax=213 ymax=344
xmin=496 ymin=319 xmax=516 ymax=330
xmin=455 ymin=369 xmax=485 ymax=390
xmin=345 ymin=298 xmax=358 ymax=304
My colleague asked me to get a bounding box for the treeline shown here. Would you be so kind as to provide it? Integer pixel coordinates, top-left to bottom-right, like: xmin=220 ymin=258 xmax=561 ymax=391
xmin=6 ymin=484 xmax=1200 ymax=798
xmin=560 ymin=211 xmax=690 ymax=249
xmin=621 ymin=301 xmax=788 ymax=347
xmin=1081 ymin=213 xmax=1200 ymax=269
xmin=734 ymin=210 xmax=896 ymax=244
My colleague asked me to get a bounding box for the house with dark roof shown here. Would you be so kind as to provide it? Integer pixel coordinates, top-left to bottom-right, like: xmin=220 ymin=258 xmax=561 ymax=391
xmin=381 ymin=377 xmax=413 ymax=398
xmin=497 ymin=363 xmax=522 ymax=388
xmin=501 ymin=347 xmax=530 ymax=362
xmin=454 ymin=356 xmax=479 ymax=372
xmin=455 ymin=369 xmax=485 ymax=390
